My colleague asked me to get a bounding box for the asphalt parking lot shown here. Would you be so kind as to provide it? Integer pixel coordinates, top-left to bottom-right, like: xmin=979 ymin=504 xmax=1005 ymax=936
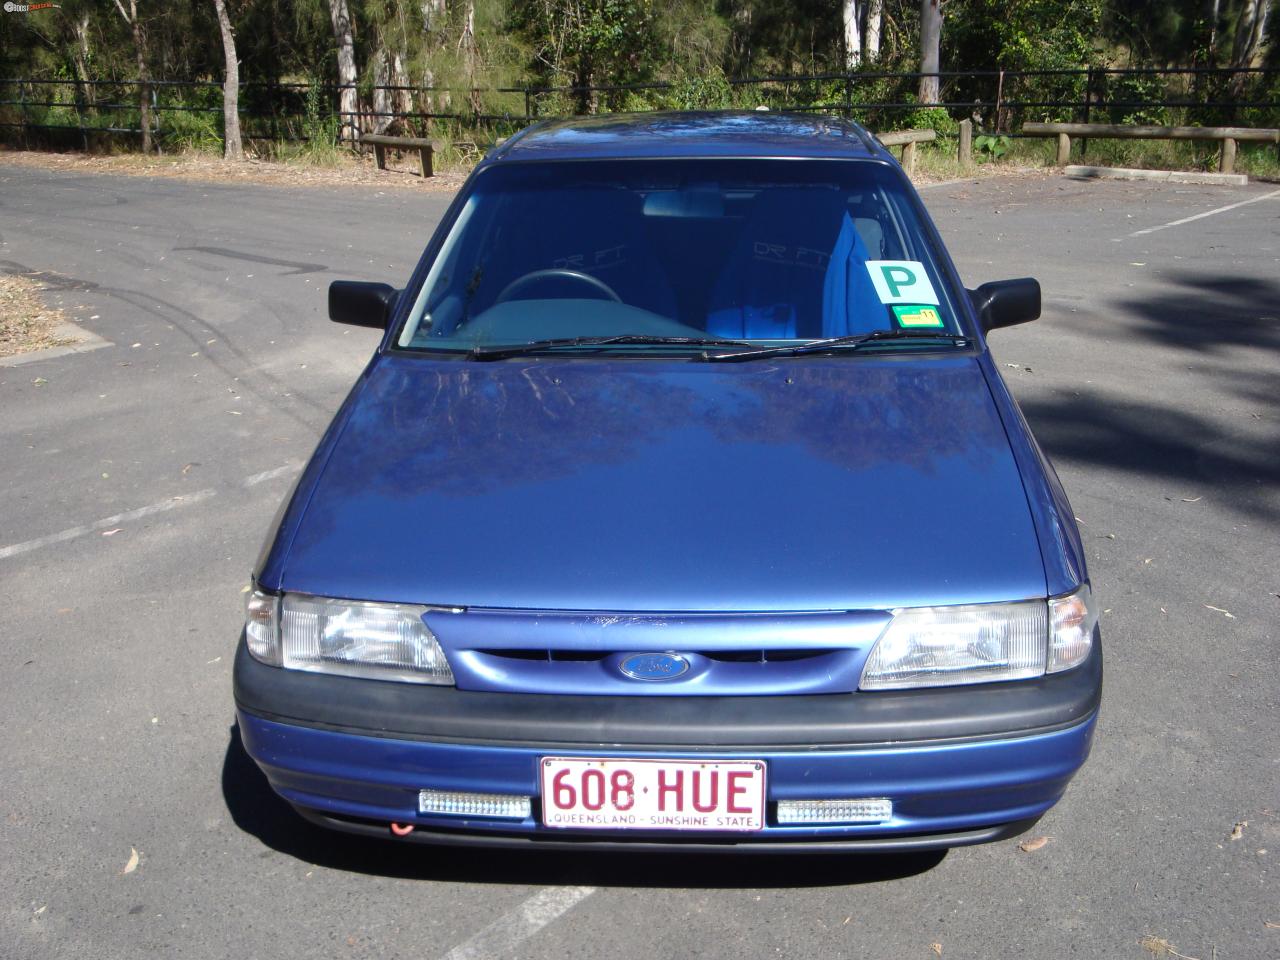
xmin=1 ymin=163 xmax=1277 ymax=960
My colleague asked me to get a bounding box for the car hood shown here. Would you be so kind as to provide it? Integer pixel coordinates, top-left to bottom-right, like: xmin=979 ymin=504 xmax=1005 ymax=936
xmin=279 ymin=353 xmax=1047 ymax=611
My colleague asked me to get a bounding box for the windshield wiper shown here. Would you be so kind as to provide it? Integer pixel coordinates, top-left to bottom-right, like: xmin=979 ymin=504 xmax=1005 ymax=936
xmin=466 ymin=334 xmax=751 ymax=361
xmin=703 ymin=329 xmax=970 ymax=362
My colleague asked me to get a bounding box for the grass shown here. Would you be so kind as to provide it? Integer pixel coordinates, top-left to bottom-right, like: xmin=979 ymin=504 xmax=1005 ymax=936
xmin=0 ymin=273 xmax=75 ymax=359
xmin=898 ymin=134 xmax=1280 ymax=182
xmin=10 ymin=112 xmax=1278 ymax=186
xmin=903 ymin=136 xmax=1051 ymax=182
xmin=1059 ymin=136 xmax=1280 ymax=179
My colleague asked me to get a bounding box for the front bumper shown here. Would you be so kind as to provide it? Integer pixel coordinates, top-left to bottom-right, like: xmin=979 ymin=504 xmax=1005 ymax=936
xmin=233 ymin=635 xmax=1101 ymax=851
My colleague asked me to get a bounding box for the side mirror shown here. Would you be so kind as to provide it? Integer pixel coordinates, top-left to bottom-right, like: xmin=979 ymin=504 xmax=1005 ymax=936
xmin=329 ymin=281 xmax=398 ymax=329
xmin=969 ymin=278 xmax=1040 ymax=333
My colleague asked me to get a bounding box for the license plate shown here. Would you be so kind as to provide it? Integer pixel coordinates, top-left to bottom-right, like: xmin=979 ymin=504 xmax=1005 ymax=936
xmin=540 ymin=757 xmax=766 ymax=832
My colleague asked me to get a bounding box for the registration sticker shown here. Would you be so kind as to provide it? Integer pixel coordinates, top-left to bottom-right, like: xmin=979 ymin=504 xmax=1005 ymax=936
xmin=866 ymin=260 xmax=940 ymax=305
xmin=892 ymin=304 xmax=945 ymax=328
xmin=541 ymin=757 xmax=766 ymax=832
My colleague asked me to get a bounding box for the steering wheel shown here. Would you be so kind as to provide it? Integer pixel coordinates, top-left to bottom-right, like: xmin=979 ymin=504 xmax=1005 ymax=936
xmin=495 ymin=268 xmax=622 ymax=304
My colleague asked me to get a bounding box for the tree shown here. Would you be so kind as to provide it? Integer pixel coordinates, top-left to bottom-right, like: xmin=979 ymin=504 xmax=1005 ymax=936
xmin=212 ymin=0 xmax=243 ymax=160
xmin=843 ymin=0 xmax=863 ymax=68
xmin=512 ymin=0 xmax=660 ymax=113
xmin=459 ymin=0 xmax=481 ymax=113
xmin=864 ymin=0 xmax=883 ymax=61
xmin=918 ymin=0 xmax=942 ymax=102
xmin=1231 ymin=0 xmax=1270 ymax=67
xmin=110 ymin=0 xmax=151 ymax=153
xmin=328 ymin=0 xmax=360 ymax=143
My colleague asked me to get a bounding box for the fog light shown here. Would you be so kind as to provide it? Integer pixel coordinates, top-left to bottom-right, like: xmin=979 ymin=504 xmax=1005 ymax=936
xmin=418 ymin=789 xmax=531 ymax=820
xmin=776 ymin=798 xmax=893 ymax=824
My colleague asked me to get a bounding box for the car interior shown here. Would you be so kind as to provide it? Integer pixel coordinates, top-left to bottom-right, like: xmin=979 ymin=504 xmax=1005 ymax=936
xmin=406 ymin=172 xmax=933 ymax=347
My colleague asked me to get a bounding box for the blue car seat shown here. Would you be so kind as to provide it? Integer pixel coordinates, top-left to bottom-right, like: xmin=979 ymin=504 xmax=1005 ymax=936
xmin=706 ymin=187 xmax=893 ymax=340
xmin=706 ymin=188 xmax=846 ymax=340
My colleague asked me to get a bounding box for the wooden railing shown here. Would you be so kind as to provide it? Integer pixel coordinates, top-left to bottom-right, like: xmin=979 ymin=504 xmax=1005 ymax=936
xmin=876 ymin=128 xmax=938 ymax=174
xmin=1021 ymin=121 xmax=1280 ymax=173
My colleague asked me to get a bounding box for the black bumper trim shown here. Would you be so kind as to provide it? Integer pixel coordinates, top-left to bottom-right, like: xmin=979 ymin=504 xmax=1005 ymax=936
xmin=232 ymin=628 xmax=1101 ymax=750
xmin=293 ymin=806 xmax=1041 ymax=853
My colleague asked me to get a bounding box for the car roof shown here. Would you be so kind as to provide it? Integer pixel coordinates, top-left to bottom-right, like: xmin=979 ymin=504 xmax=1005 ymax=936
xmin=485 ymin=111 xmax=888 ymax=164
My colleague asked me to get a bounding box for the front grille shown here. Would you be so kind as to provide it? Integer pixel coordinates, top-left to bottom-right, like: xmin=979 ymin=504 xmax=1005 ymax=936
xmin=478 ymin=648 xmax=831 ymax=664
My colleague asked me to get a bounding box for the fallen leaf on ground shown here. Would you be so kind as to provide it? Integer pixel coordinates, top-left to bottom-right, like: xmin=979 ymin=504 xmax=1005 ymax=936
xmin=930 ymin=944 xmax=942 ymax=957
xmin=1138 ymin=936 xmax=1200 ymax=960
xmin=121 ymin=848 xmax=140 ymax=875
xmin=1019 ymin=836 xmax=1052 ymax=852
xmin=32 ymin=377 xmax=47 ymax=385
xmin=1230 ymin=821 xmax=1246 ymax=840
xmin=1204 ymin=604 xmax=1236 ymax=619
xmin=1264 ymin=920 xmax=1279 ymax=928
xmin=101 ymin=528 xmax=122 ymax=537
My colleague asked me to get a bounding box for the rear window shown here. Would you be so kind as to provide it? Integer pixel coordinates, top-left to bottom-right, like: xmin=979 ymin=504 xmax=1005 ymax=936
xmin=398 ymin=159 xmax=962 ymax=351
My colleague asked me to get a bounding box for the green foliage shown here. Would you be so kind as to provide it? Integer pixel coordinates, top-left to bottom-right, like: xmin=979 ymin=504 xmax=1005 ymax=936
xmin=898 ymin=105 xmax=956 ymax=135
xmin=946 ymin=0 xmax=1103 ymax=126
xmin=511 ymin=0 xmax=662 ymax=111
xmin=157 ymin=86 xmax=224 ymax=153
xmin=0 ymin=0 xmax=1275 ymax=160
xmin=974 ymin=133 xmax=1011 ymax=160
xmin=296 ymin=76 xmax=342 ymax=164
xmin=658 ymin=68 xmax=738 ymax=111
xmin=718 ymin=0 xmax=848 ymax=76
xmin=1099 ymin=71 xmax=1169 ymax=125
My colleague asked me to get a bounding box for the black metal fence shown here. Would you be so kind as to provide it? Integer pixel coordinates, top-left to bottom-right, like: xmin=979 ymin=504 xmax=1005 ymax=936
xmin=2 ymin=65 xmax=1277 ymax=152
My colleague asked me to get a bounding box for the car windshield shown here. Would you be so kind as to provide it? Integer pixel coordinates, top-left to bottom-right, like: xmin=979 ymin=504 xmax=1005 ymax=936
xmin=397 ymin=159 xmax=964 ymax=355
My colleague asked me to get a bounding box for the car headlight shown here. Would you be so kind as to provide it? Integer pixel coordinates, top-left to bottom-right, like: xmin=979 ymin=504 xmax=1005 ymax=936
xmin=859 ymin=585 xmax=1096 ymax=690
xmin=244 ymin=589 xmax=454 ymax=685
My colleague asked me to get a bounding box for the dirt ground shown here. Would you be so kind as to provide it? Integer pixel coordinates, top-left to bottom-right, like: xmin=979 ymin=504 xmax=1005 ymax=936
xmin=0 ymin=272 xmax=75 ymax=359
xmin=0 ymin=147 xmax=470 ymax=193
xmin=1 ymin=144 xmax=1047 ymax=192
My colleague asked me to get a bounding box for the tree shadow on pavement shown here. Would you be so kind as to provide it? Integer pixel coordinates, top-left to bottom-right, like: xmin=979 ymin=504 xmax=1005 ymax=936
xmin=1018 ymin=386 xmax=1280 ymax=518
xmin=1114 ymin=272 xmax=1280 ymax=357
xmin=1017 ymin=271 xmax=1280 ymax=519
xmin=221 ymin=726 xmax=946 ymax=888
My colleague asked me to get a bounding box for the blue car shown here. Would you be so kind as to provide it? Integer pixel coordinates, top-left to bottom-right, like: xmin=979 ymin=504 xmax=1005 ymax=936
xmin=235 ymin=112 xmax=1101 ymax=853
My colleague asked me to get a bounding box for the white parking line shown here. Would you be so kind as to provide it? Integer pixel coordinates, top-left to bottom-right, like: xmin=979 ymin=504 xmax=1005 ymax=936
xmin=1126 ymin=187 xmax=1280 ymax=237
xmin=0 ymin=489 xmax=218 ymax=561
xmin=243 ymin=463 xmax=301 ymax=486
xmin=439 ymin=886 xmax=597 ymax=960
xmin=0 ymin=462 xmax=301 ymax=562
